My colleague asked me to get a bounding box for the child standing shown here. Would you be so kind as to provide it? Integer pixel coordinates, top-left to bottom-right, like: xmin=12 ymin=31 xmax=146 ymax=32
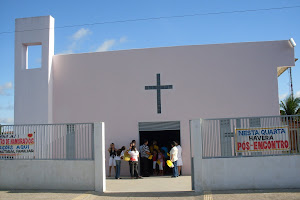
xmin=157 ymin=149 xmax=165 ymax=176
xmin=152 ymin=150 xmax=158 ymax=175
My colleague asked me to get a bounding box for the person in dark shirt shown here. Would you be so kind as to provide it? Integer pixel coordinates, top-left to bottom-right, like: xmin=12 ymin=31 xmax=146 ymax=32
xmin=140 ymin=139 xmax=151 ymax=177
xmin=108 ymin=143 xmax=116 ymax=177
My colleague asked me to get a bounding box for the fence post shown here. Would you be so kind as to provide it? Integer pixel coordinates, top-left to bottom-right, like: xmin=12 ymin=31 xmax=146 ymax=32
xmin=94 ymin=122 xmax=106 ymax=192
xmin=190 ymin=119 xmax=203 ymax=193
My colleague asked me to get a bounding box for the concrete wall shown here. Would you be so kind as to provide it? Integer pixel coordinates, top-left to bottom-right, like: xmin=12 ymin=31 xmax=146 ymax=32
xmin=0 ymin=160 xmax=94 ymax=190
xmin=202 ymin=155 xmax=300 ymax=190
xmin=0 ymin=122 xmax=106 ymax=192
xmin=190 ymin=119 xmax=300 ymax=192
xmin=94 ymin=122 xmax=106 ymax=192
xmin=52 ymin=40 xmax=294 ymax=176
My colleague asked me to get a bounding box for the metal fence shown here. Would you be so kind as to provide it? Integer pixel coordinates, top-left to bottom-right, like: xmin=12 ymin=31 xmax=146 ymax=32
xmin=0 ymin=123 xmax=94 ymax=160
xmin=201 ymin=115 xmax=300 ymax=158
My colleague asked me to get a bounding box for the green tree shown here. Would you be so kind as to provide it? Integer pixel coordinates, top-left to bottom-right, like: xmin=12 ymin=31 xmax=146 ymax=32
xmin=280 ymin=95 xmax=300 ymax=115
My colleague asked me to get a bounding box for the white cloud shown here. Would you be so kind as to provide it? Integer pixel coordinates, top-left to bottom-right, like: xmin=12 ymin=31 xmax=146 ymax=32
xmin=58 ymin=28 xmax=91 ymax=55
xmin=96 ymin=36 xmax=128 ymax=52
xmin=279 ymin=91 xmax=300 ymax=100
xmin=59 ymin=42 xmax=77 ymax=54
xmin=279 ymin=93 xmax=288 ymax=101
xmin=59 ymin=33 xmax=127 ymax=54
xmin=0 ymin=82 xmax=13 ymax=95
xmin=72 ymin=28 xmax=91 ymax=40
xmin=0 ymin=118 xmax=14 ymax=124
xmin=119 ymin=36 xmax=127 ymax=43
xmin=59 ymin=49 xmax=74 ymax=55
xmin=96 ymin=39 xmax=116 ymax=52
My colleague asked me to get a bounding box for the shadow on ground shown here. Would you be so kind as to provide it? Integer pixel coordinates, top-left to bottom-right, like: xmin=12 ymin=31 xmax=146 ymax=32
xmin=97 ymin=191 xmax=200 ymax=197
xmin=2 ymin=190 xmax=201 ymax=198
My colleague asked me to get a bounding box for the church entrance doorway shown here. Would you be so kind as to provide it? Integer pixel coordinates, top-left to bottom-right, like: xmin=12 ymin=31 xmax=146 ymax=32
xmin=105 ymin=121 xmax=192 ymax=193
xmin=139 ymin=130 xmax=180 ymax=176
xmin=138 ymin=121 xmax=181 ymax=176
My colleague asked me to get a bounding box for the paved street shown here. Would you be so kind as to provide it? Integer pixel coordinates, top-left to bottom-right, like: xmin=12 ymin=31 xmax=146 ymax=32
xmin=1 ymin=176 xmax=300 ymax=200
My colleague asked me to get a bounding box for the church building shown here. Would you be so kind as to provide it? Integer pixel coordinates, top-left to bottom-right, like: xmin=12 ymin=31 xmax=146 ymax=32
xmin=14 ymin=16 xmax=295 ymax=175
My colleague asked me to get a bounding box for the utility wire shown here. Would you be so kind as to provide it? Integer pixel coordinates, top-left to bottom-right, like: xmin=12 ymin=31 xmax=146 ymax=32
xmin=1 ymin=5 xmax=300 ymax=35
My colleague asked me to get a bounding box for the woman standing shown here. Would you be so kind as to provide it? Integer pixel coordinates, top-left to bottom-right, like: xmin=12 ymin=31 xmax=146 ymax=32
xmin=108 ymin=143 xmax=116 ymax=177
xmin=115 ymin=146 xmax=126 ymax=179
xmin=128 ymin=145 xmax=142 ymax=179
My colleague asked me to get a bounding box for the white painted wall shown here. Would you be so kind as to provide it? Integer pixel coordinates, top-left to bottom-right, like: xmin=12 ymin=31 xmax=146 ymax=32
xmin=202 ymin=155 xmax=300 ymax=190
xmin=52 ymin=40 xmax=295 ymax=175
xmin=0 ymin=160 xmax=94 ymax=190
xmin=14 ymin=16 xmax=296 ymax=176
xmin=14 ymin=16 xmax=54 ymax=124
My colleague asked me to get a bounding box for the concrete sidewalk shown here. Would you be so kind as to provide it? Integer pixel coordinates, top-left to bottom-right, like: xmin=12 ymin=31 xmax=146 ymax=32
xmin=1 ymin=176 xmax=300 ymax=200
xmin=106 ymin=175 xmax=192 ymax=192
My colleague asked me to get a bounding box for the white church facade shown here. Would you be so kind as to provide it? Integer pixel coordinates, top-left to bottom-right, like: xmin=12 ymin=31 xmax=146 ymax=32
xmin=14 ymin=16 xmax=295 ymax=175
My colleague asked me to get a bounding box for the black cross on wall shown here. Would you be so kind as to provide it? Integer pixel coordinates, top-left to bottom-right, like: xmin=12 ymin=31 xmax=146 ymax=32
xmin=145 ymin=74 xmax=173 ymax=114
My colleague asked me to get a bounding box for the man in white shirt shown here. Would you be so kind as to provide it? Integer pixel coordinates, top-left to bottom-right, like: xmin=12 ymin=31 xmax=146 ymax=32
xmin=170 ymin=141 xmax=178 ymax=178
xmin=176 ymin=141 xmax=183 ymax=176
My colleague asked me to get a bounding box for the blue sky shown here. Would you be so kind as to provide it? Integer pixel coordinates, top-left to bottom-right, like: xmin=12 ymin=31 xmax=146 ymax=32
xmin=0 ymin=0 xmax=299 ymax=124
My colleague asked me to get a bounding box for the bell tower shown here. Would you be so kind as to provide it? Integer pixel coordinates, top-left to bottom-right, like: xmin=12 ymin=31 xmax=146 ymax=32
xmin=14 ymin=16 xmax=54 ymax=124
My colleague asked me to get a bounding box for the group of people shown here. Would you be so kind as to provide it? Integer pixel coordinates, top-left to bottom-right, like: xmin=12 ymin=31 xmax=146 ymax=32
xmin=108 ymin=139 xmax=183 ymax=179
xmin=107 ymin=140 xmax=141 ymax=179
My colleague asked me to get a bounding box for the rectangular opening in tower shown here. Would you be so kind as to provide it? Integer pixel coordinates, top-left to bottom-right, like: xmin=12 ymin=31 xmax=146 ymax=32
xmin=27 ymin=45 xmax=42 ymax=69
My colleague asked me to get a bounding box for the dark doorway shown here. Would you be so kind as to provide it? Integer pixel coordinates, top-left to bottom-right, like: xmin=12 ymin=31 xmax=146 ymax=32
xmin=139 ymin=130 xmax=180 ymax=176
xmin=139 ymin=130 xmax=180 ymax=149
